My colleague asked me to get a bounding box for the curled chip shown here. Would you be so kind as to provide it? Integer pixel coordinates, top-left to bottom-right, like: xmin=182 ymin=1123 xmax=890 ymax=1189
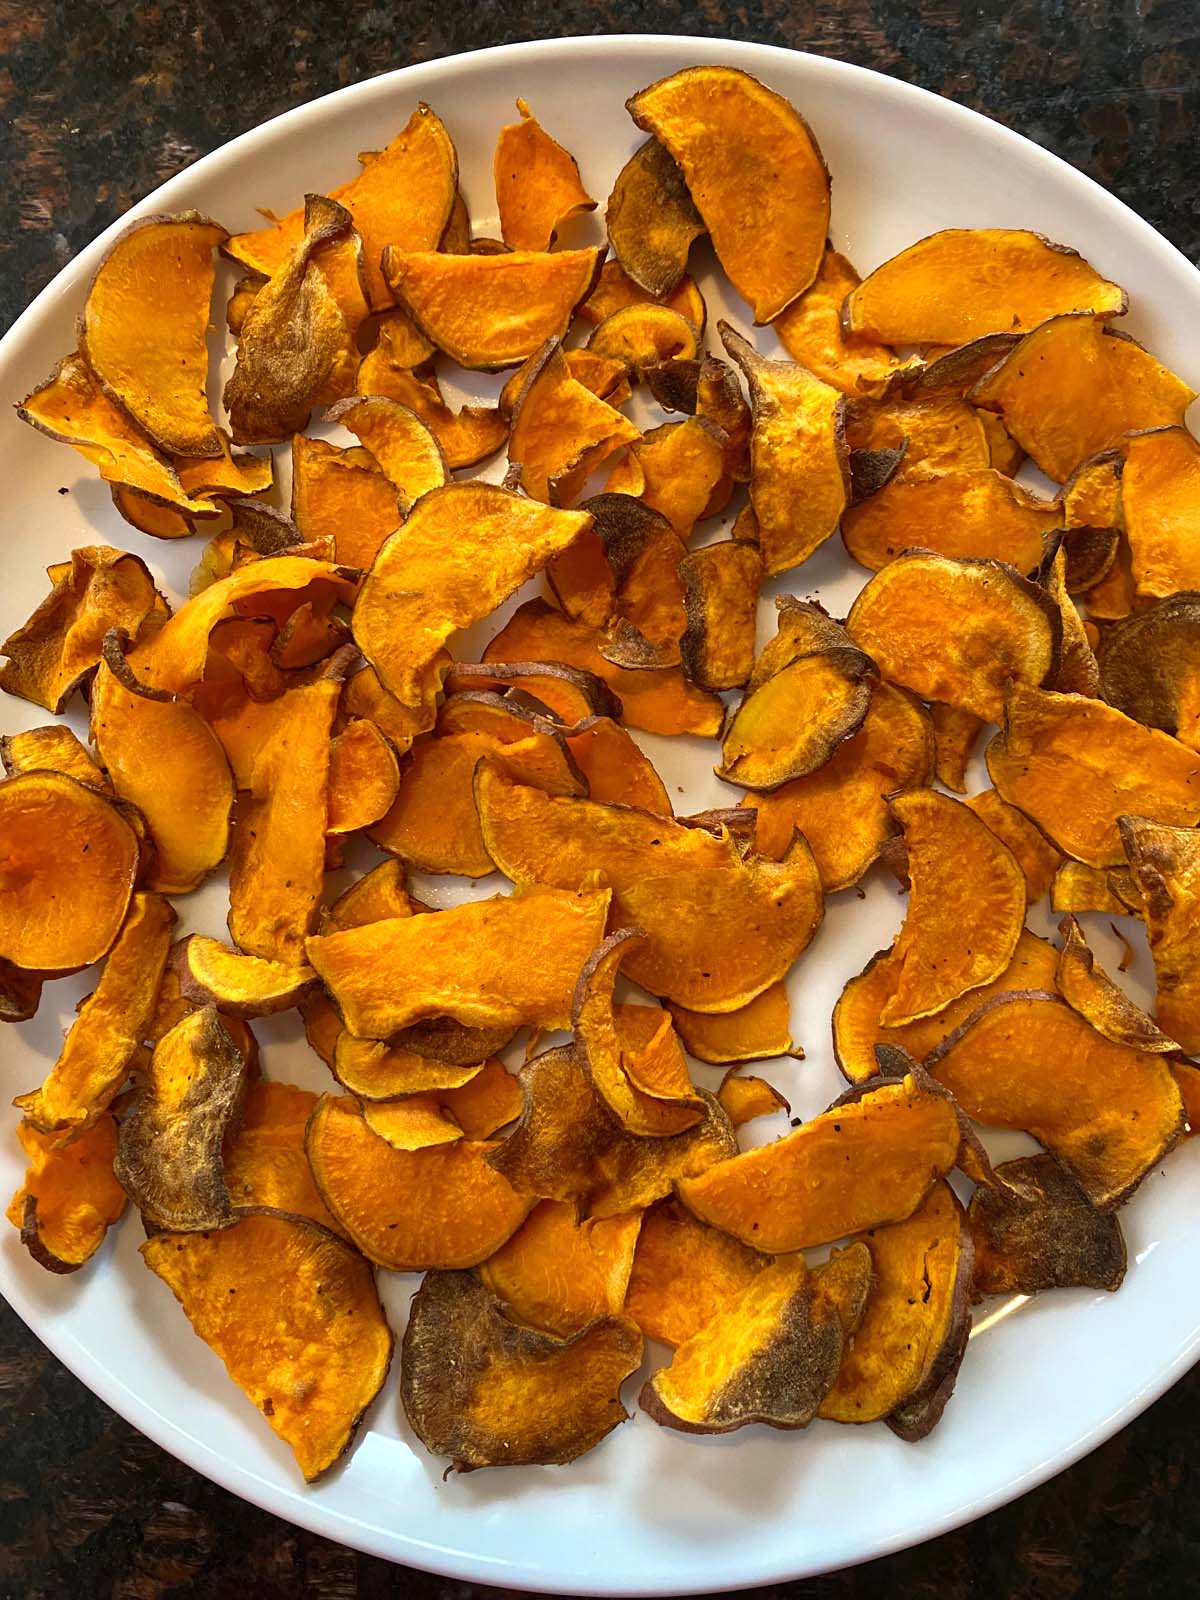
xmin=331 ymin=1030 xmax=486 ymax=1100
xmin=717 ymin=1069 xmax=791 ymax=1127
xmin=609 ymin=416 xmax=731 ymax=540
xmin=222 ymin=1080 xmax=345 ymax=1236
xmin=718 ymin=646 xmax=874 ymax=791
xmin=484 ymin=598 xmax=723 ymax=737
xmin=326 ymin=719 xmax=400 ymax=836
xmin=91 ymin=631 xmax=234 ymax=895
xmin=1 ymin=544 xmax=168 ymax=714
xmin=677 ymin=1071 xmax=962 ymax=1252
xmin=668 ymin=980 xmax=797 ymax=1065
xmin=645 ymin=353 xmax=751 ymax=482
xmin=561 ymin=714 xmax=671 ymax=815
xmin=561 ymin=492 xmax=689 ymax=664
xmin=1097 ymin=596 xmax=1200 ymax=749
xmin=175 ymin=935 xmax=316 ymax=1018
xmin=383 ymin=246 xmax=602 ymax=369
xmin=363 ymin=1058 xmax=521 ymax=1146
xmin=844 ymin=229 xmax=1126 ymax=346
xmin=1045 ymin=544 xmax=1100 ymax=696
xmin=930 ymin=703 xmax=983 ymax=794
xmin=679 ymin=540 xmax=762 ymax=692
xmin=357 ymin=1096 xmax=462 ymax=1152
xmin=291 ymin=436 xmax=402 ymax=569
xmin=115 ymin=1008 xmax=248 ymax=1231
xmin=321 ymin=858 xmax=412 ymax=931
xmin=324 ymin=396 xmax=447 ymax=510
xmin=847 ymin=550 xmax=1060 ymax=721
xmin=346 ymin=362 xmax=507 ymax=470
xmin=969 ymin=1154 xmax=1127 ymax=1299
xmin=448 ymin=655 xmax=620 ymax=724
xmin=15 ymin=892 xmax=174 ymax=1137
xmin=508 ymin=340 xmax=640 ymax=503
xmin=587 ymin=304 xmax=700 ymax=378
xmin=721 ymin=323 xmax=847 ymax=576
xmin=927 ymin=991 xmax=1183 ymax=1208
xmin=1055 ymin=914 xmax=1176 ymax=1051
xmin=143 ymin=1211 xmax=392 ymax=1481
xmin=842 ymin=468 xmax=1059 ymax=572
xmin=880 ymin=790 xmax=1025 ymax=1026
xmin=819 ymin=1181 xmax=972 ymax=1440
xmin=623 ymin=1199 xmax=769 ymax=1346
xmin=747 ymin=682 xmax=934 ymax=891
xmin=342 ymin=657 xmax=447 ymax=756
xmin=971 ymin=315 xmax=1195 ymax=483
xmin=479 ymin=1199 xmax=641 ymax=1336
xmin=7 ymin=1115 xmax=126 ymax=1274
xmin=1052 ymin=860 xmax=1142 ymax=917
xmin=401 ymin=1268 xmax=641 ymax=1471
xmin=80 ymin=212 xmax=228 ymax=457
xmin=772 ymin=248 xmax=910 ymax=396
xmin=641 ymin=1250 xmax=861 ymax=1434
xmin=986 ymin=685 xmax=1200 ymax=867
xmin=307 ymin=885 xmax=610 ymax=1037
xmin=606 ymin=136 xmax=705 ymax=299
xmin=354 ymin=484 xmax=591 ymax=707
xmin=1119 ymin=815 xmax=1200 ymax=1056
xmin=0 ymin=771 xmax=140 ymax=971
xmin=966 ymin=788 xmax=1063 ymax=903
xmin=476 ymin=761 xmax=823 ymax=1012
xmin=1121 ymin=427 xmax=1200 ymax=599
xmin=580 ymin=258 xmax=706 ymax=331
xmin=305 ymin=1094 xmax=530 ymax=1270
xmin=1 ymin=723 xmax=109 ymax=791
xmin=495 ymin=98 xmax=595 ymax=250
xmin=628 ymin=65 xmax=828 ymax=322
xmin=833 ymin=928 xmax=1059 ymax=1086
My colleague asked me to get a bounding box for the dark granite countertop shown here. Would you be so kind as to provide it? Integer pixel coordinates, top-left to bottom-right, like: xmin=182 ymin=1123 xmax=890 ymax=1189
xmin=2 ymin=3 xmax=1199 ymax=1597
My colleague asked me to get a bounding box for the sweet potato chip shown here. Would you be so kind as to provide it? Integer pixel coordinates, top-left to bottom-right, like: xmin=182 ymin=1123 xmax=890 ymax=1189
xmin=819 ymin=1180 xmax=971 ymax=1439
xmin=1046 ymin=543 xmax=1101 ymax=695
xmin=176 ymin=430 xmax=274 ymax=502
xmin=326 ymin=719 xmax=400 ymax=835
xmin=271 ymin=601 xmax=350 ymax=673
xmin=605 ymin=136 xmax=704 ymax=301
xmin=7 ymin=1114 xmax=126 ymax=1274
xmin=842 ymin=468 xmax=1058 ymax=572
xmin=1097 ymin=595 xmax=1200 ymax=749
xmin=968 ymin=1154 xmax=1126 ymax=1299
xmin=640 ymin=1251 xmax=850 ymax=1434
xmin=226 ymin=102 xmax=457 ymax=311
xmin=678 ymin=541 xmax=762 ymax=692
xmin=1119 ymin=814 xmax=1200 ymax=1056
xmin=448 ymin=655 xmax=621 ymax=724
xmin=227 ymin=654 xmax=347 ymax=962
xmin=383 ymin=246 xmax=602 ymax=370
xmin=306 ymin=1094 xmax=530 ymax=1269
xmin=844 ymin=395 xmax=991 ymax=478
xmin=342 ymin=656 xmax=446 ymax=755
xmin=360 ymin=1059 xmax=521 ymax=1148
xmin=1121 ymin=425 xmax=1200 ymax=598
xmin=610 ymin=416 xmax=731 ymax=539
xmin=0 ymin=961 xmax=42 ymax=1025
xmin=321 ymin=859 xmax=411 ymax=933
xmin=645 ymin=353 xmax=751 ymax=482
xmin=110 ymin=486 xmax=199 ymax=539
xmin=844 ymin=230 xmax=1126 ymax=346
xmin=677 ymin=1071 xmax=962 ymax=1252
xmin=290 ymin=436 xmax=401 ymax=569
xmin=476 ymin=761 xmax=823 ymax=1012
xmin=495 ymin=98 xmax=595 ymax=250
xmin=746 ymin=682 xmax=933 ymax=889
xmin=1085 ymin=532 xmax=1138 ymax=622
xmin=717 ymin=1069 xmax=791 ymax=1128
xmin=1054 ymin=913 xmax=1176 ymax=1051
xmin=357 ymin=1096 xmax=463 ymax=1151
xmin=561 ymin=715 xmax=672 ymax=815
xmin=623 ymin=1199 xmax=769 ymax=1346
xmin=846 ymin=550 xmax=1060 ymax=721
xmin=401 ymin=1268 xmax=641 ymax=1471
xmin=667 ymin=982 xmax=797 ymax=1065
xmin=331 ymin=1027 xmax=484 ymax=1100
xmin=0 ymin=724 xmax=108 ymax=792
xmin=718 ymin=647 xmax=874 ymax=791
xmin=348 ymin=361 xmax=507 ymax=469
xmin=307 ymin=885 xmax=610 ymax=1037
xmin=578 ymin=258 xmax=706 ymax=331
xmin=971 ymin=316 xmax=1195 ymax=483
xmin=879 ymin=789 xmax=1025 ymax=1026
xmin=0 ymin=771 xmax=140 ymax=970
xmin=965 ymin=787 xmax=1063 ymax=904
xmin=91 ymin=632 xmax=234 ymax=895
xmin=628 ymin=65 xmax=828 ymax=322
xmin=1059 ymin=449 xmax=1124 ymax=582
xmin=927 ymin=991 xmax=1183 ymax=1207
xmin=587 ymin=304 xmax=700 ymax=378
xmin=354 ymin=483 xmax=590 ymax=707
xmin=222 ymin=1080 xmax=344 ymax=1236
xmin=508 ymin=340 xmax=640 ymax=503
xmin=483 ymin=599 xmax=722 ymax=737
xmin=226 ymin=272 xmax=263 ymax=335
xmin=143 ymin=1210 xmax=392 ymax=1480
xmin=772 ymin=248 xmax=910 ymax=396
xmin=115 ymin=1007 xmax=248 ymax=1230
xmin=925 ymin=703 xmax=980 ymax=794
xmin=1051 ymin=860 xmax=1142 ymax=917
xmin=175 ymin=935 xmax=315 ymax=1018
xmin=721 ymin=323 xmax=847 ymax=575
xmin=324 ymin=395 xmax=448 ymax=512
xmin=552 ymin=492 xmax=688 ymax=663
xmin=986 ymin=685 xmax=1200 ymax=867
xmin=479 ymin=1199 xmax=641 ymax=1336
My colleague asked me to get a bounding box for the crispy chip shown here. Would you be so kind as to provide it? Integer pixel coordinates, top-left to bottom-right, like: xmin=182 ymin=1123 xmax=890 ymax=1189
xmin=968 ymin=1154 xmax=1126 ymax=1299
xmin=1051 ymin=859 xmax=1142 ymax=917
xmin=844 ymin=395 xmax=991 ymax=478
xmin=357 ymin=1096 xmax=463 ymax=1152
xmin=331 ymin=1028 xmax=485 ymax=1100
xmin=324 ymin=395 xmax=448 ymax=512
xmin=1119 ymin=814 xmax=1200 ymax=1055
xmin=1097 ymin=596 xmax=1200 ymax=750
xmin=1122 ymin=426 xmax=1200 ymax=599
xmin=222 ymin=1079 xmax=345 ymax=1236
xmin=667 ymin=981 xmax=797 ymax=1065
xmin=623 ymin=1199 xmax=769 ymax=1346
xmin=929 ymin=703 xmax=983 ymax=794
xmin=772 ymin=248 xmax=909 ymax=396
xmin=1 ymin=724 xmax=109 ymax=792
xmin=578 ymin=258 xmax=706 ymax=330
xmin=291 ymin=436 xmax=402 ymax=569
xmin=7 ymin=1115 xmax=126 ymax=1273
xmin=495 ymin=98 xmax=595 ymax=251
xmin=587 ymin=304 xmax=700 ymax=378
xmin=347 ymin=361 xmax=507 ymax=469
xmin=842 ymin=468 xmax=1059 ymax=572
xmin=716 ymin=1069 xmax=791 ymax=1127
xmin=605 ymin=136 xmax=705 ymax=299
xmin=479 ymin=1199 xmax=641 ymax=1336
xmin=175 ymin=935 xmax=315 ymax=1018
xmin=609 ymin=415 xmax=731 ymax=540
xmin=508 ymin=340 xmax=640 ymax=503
xmin=561 ymin=714 xmax=672 ymax=814
xmin=965 ymin=787 xmax=1063 ymax=903
xmin=326 ymin=718 xmax=400 ymax=835
xmin=678 ymin=540 xmax=762 ymax=692
xmin=718 ymin=646 xmax=874 ymax=791
xmin=341 ymin=656 xmax=447 ymax=755
xmin=1045 ymin=544 xmax=1101 ymax=695
xmin=1055 ymin=914 xmax=1177 ymax=1051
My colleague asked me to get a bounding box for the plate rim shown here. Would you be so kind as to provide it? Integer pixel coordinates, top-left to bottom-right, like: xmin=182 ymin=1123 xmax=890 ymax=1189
xmin=1 ymin=32 xmax=1198 ymax=1593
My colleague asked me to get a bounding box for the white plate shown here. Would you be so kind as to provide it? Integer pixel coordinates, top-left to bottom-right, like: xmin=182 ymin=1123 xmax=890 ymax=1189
xmin=1 ymin=33 xmax=1198 ymax=1595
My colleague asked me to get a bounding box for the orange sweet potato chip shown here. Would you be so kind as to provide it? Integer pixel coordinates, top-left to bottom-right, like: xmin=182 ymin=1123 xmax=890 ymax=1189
xmin=628 ymin=65 xmax=829 ymax=322
xmin=175 ymin=935 xmax=315 ymax=1018
xmin=176 ymin=430 xmax=274 ymax=502
xmin=7 ymin=1114 xmax=126 ymax=1273
xmin=1051 ymin=859 xmax=1143 ymax=917
xmin=716 ymin=1068 xmax=791 ymax=1127
xmin=844 ymin=394 xmax=992 ymax=478
xmin=718 ymin=646 xmax=875 ymax=791
xmin=225 ymin=103 xmax=458 ymax=311
xmin=1055 ymin=913 xmax=1177 ymax=1052
xmin=1119 ymin=814 xmax=1200 ymax=1056
xmin=965 ymin=787 xmax=1063 ymax=904
xmin=971 ymin=315 xmax=1195 ymax=483
xmin=0 ymin=771 xmax=140 ymax=971
xmin=606 ymin=136 xmax=705 ymax=298
xmin=667 ymin=981 xmax=797 ymax=1064
xmin=383 ymin=246 xmax=602 ymax=370
xmin=331 ymin=1027 xmax=486 ymax=1100
xmin=290 ymin=436 xmax=401 ymax=569
xmin=479 ymin=1199 xmax=641 ymax=1336
xmin=1097 ymin=596 xmax=1200 ymax=750
xmin=678 ymin=540 xmax=763 ymax=692
xmin=846 ymin=550 xmax=1060 ymax=721
xmin=721 ymin=322 xmax=847 ymax=574
xmin=447 ymin=655 xmax=621 ymax=724
xmin=561 ymin=714 xmax=672 ymax=815
xmin=109 ymin=486 xmax=199 ymax=539
xmin=587 ymin=304 xmax=700 ymax=378
xmin=623 ymin=1198 xmax=769 ymax=1346
xmin=578 ymin=258 xmax=706 ymax=331
xmin=324 ymin=395 xmax=448 ymax=512
xmin=772 ymin=248 xmax=910 ymax=396
xmin=1121 ymin=426 xmax=1200 ymax=599
xmin=609 ymin=415 xmax=731 ymax=539
xmin=508 ymin=340 xmax=640 ymax=503
xmin=844 ymin=229 xmax=1126 ymax=346
xmin=677 ymin=1070 xmax=962 ymax=1251
xmin=326 ymin=718 xmax=400 ymax=834
xmin=968 ymin=1153 xmax=1126 ymax=1299
xmin=495 ymin=98 xmax=595 ymax=251
xmin=929 ymin=703 xmax=984 ymax=794
xmin=553 ymin=492 xmax=688 ymax=666
xmin=222 ymin=1079 xmax=345 ymax=1236
xmin=306 ymin=1093 xmax=530 ymax=1269
xmin=0 ymin=723 xmax=109 ymax=792
xmin=143 ymin=1210 xmax=392 ymax=1480
xmin=986 ymin=685 xmax=1200 ymax=867
xmin=401 ymin=1268 xmax=641 ymax=1471
xmin=927 ymin=991 xmax=1183 ymax=1208
xmin=348 ymin=361 xmax=507 ymax=469
xmin=341 ymin=655 xmax=447 ymax=755
xmin=1045 ymin=544 xmax=1100 ymax=696
xmin=646 ymin=353 xmax=751 ymax=482
xmin=357 ymin=1095 xmax=463 ymax=1151
xmin=842 ymin=468 xmax=1059 ymax=572
xmin=353 ymin=483 xmax=591 ymax=707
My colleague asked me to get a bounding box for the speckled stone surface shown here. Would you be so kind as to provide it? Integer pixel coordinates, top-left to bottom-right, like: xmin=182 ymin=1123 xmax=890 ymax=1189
xmin=2 ymin=2 xmax=1199 ymax=1596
